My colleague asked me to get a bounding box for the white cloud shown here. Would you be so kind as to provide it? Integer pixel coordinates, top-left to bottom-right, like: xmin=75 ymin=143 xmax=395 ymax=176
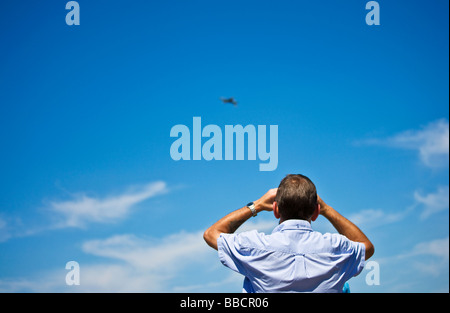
xmin=411 ymin=237 xmax=449 ymax=260
xmin=414 ymin=186 xmax=449 ymax=220
xmin=348 ymin=208 xmax=405 ymax=229
xmin=82 ymin=231 xmax=208 ymax=272
xmin=361 ymin=119 xmax=449 ymax=168
xmin=49 ymin=181 xmax=168 ymax=228
xmin=391 ymin=237 xmax=449 ymax=278
xmin=384 ymin=237 xmax=449 ymax=263
xmin=0 ymin=181 xmax=169 ymax=242
xmin=344 ymin=186 xmax=449 ymax=227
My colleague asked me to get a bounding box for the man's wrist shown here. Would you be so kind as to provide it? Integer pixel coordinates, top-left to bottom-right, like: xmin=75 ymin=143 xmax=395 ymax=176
xmin=247 ymin=202 xmax=257 ymax=217
xmin=253 ymin=199 xmax=264 ymax=213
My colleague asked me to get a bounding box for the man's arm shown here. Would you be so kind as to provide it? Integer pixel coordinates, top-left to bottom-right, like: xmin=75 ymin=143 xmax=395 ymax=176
xmin=318 ymin=196 xmax=375 ymax=260
xmin=203 ymin=189 xmax=277 ymax=250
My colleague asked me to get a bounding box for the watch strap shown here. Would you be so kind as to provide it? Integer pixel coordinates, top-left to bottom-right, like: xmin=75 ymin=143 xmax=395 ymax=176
xmin=247 ymin=202 xmax=257 ymax=217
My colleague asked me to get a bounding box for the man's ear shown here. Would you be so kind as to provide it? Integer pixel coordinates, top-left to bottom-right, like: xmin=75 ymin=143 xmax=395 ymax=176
xmin=273 ymin=201 xmax=281 ymax=219
xmin=311 ymin=203 xmax=320 ymax=222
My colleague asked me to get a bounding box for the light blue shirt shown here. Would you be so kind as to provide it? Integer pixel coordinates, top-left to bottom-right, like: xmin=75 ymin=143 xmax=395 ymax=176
xmin=218 ymin=219 xmax=365 ymax=293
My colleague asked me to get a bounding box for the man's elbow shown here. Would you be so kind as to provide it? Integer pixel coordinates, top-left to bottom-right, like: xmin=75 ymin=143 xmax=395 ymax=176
xmin=203 ymin=227 xmax=219 ymax=250
xmin=365 ymin=241 xmax=375 ymax=260
xmin=203 ymin=228 xmax=211 ymax=244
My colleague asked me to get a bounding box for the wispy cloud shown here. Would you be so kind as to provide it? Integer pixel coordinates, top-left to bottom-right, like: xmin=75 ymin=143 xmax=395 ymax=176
xmin=360 ymin=119 xmax=449 ymax=168
xmin=375 ymin=236 xmax=449 ymax=288
xmin=348 ymin=208 xmax=405 ymax=230
xmin=390 ymin=237 xmax=449 ymax=277
xmin=414 ymin=186 xmax=449 ymax=220
xmin=409 ymin=237 xmax=449 ymax=277
xmin=345 ymin=186 xmax=449 ymax=228
xmin=49 ymin=181 xmax=168 ymax=228
xmin=0 ymin=181 xmax=169 ymax=243
xmin=410 ymin=237 xmax=449 ymax=260
xmin=82 ymin=231 xmax=208 ymax=272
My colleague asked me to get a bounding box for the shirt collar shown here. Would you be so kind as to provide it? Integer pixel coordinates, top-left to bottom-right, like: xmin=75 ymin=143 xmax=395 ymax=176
xmin=272 ymin=219 xmax=313 ymax=234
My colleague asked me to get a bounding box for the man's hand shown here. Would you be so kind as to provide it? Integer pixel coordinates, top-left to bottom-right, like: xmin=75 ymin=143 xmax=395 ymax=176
xmin=254 ymin=188 xmax=278 ymax=212
xmin=317 ymin=195 xmax=330 ymax=216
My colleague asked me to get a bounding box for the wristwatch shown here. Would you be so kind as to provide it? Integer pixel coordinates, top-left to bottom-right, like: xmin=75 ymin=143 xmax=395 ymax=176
xmin=247 ymin=202 xmax=257 ymax=217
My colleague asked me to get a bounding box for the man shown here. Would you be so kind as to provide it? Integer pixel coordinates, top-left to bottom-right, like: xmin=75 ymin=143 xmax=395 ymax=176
xmin=203 ymin=174 xmax=374 ymax=293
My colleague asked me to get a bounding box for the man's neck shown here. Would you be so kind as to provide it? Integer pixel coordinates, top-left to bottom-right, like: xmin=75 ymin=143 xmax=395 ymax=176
xmin=279 ymin=218 xmax=312 ymax=225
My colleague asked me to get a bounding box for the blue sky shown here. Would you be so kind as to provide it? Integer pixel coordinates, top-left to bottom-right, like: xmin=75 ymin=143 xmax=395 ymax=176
xmin=0 ymin=0 xmax=448 ymax=292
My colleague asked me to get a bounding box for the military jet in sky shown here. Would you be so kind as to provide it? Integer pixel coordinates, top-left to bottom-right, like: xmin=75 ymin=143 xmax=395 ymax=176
xmin=220 ymin=97 xmax=238 ymax=107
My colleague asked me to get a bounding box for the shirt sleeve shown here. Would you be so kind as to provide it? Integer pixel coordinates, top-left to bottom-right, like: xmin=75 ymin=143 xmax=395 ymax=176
xmin=337 ymin=235 xmax=366 ymax=278
xmin=350 ymin=241 xmax=366 ymax=277
xmin=217 ymin=231 xmax=257 ymax=276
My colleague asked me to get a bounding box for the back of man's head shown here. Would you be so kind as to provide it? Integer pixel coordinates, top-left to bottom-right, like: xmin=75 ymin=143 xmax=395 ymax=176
xmin=275 ymin=174 xmax=318 ymax=221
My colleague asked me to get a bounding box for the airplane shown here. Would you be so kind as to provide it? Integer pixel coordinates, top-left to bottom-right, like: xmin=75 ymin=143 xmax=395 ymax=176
xmin=220 ymin=97 xmax=238 ymax=107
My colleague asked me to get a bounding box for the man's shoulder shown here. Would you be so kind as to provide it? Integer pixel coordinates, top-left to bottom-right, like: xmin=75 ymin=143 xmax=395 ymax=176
xmin=221 ymin=229 xmax=268 ymax=249
xmin=234 ymin=229 xmax=267 ymax=242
